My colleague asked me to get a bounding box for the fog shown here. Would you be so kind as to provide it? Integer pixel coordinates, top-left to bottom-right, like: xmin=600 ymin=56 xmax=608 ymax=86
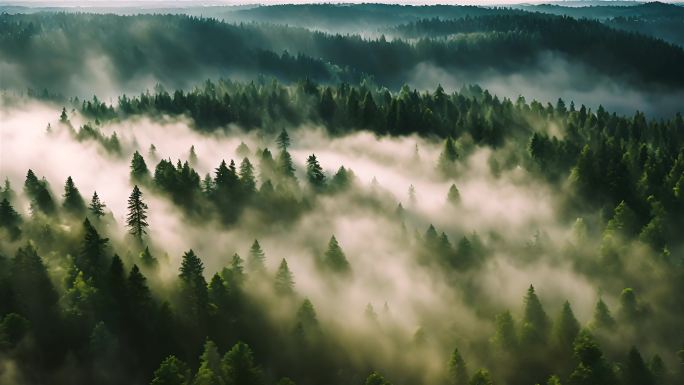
xmin=406 ymin=55 xmax=684 ymax=118
xmin=4 ymin=94 xmax=664 ymax=383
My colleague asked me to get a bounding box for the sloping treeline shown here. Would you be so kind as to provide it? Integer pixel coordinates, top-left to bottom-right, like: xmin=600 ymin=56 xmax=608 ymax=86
xmin=2 ymin=11 xmax=684 ymax=92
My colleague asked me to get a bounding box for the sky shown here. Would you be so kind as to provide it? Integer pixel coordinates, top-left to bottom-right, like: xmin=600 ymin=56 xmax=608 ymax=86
xmin=0 ymin=0 xmax=663 ymax=7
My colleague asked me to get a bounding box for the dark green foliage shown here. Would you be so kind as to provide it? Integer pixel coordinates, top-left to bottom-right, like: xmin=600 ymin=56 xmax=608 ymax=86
xmin=62 ymin=176 xmax=86 ymax=215
xmin=468 ymin=369 xmax=493 ymax=385
xmin=127 ymin=185 xmax=149 ymax=242
xmin=365 ymin=372 xmax=392 ymax=385
xmin=222 ymin=342 xmax=263 ymax=385
xmin=179 ymin=249 xmax=208 ymax=326
xmin=520 ymin=285 xmax=550 ymax=346
xmin=591 ymin=299 xmax=615 ymax=331
xmin=322 ymin=235 xmax=350 ymax=273
xmin=274 ymin=258 xmax=295 ymax=295
xmin=306 ymin=154 xmax=326 ymax=190
xmin=131 ymin=151 xmax=150 ymax=182
xmin=151 ymin=355 xmax=191 ymax=385
xmin=438 ymin=137 xmax=459 ymax=174
xmin=448 ymin=348 xmax=469 ymax=385
xmin=77 ymin=218 xmax=109 ymax=281
xmin=89 ymin=191 xmax=106 ymax=219
xmin=492 ymin=310 xmax=517 ymax=351
xmin=24 ymin=169 xmax=56 ymax=215
xmin=622 ymin=347 xmax=654 ymax=385
xmin=247 ymin=240 xmax=266 ymax=273
xmin=0 ymin=198 xmax=22 ymax=239
xmin=569 ymin=330 xmax=616 ymax=385
xmin=553 ymin=301 xmax=580 ymax=351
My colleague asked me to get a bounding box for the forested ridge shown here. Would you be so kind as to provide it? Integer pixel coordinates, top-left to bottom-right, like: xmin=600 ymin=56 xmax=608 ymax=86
xmin=2 ymin=10 xmax=684 ymax=93
xmin=1 ymin=3 xmax=684 ymax=385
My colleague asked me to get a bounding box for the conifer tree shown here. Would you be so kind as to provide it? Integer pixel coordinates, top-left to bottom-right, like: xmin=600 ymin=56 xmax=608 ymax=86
xmin=89 ymin=191 xmax=106 ymax=219
xmin=277 ymin=150 xmax=296 ymax=180
xmin=591 ymin=298 xmax=615 ymax=330
xmin=150 ymin=355 xmax=190 ymax=385
xmin=130 ymin=151 xmax=150 ymax=182
xmin=553 ymin=301 xmax=580 ymax=352
xmin=323 ymin=235 xmax=350 ymax=273
xmin=78 ymin=218 xmax=109 ymax=281
xmin=448 ymin=347 xmax=469 ymax=385
xmin=247 ymin=240 xmax=266 ymax=273
xmin=222 ymin=342 xmax=262 ymax=385
xmin=438 ymin=136 xmax=459 ymax=174
xmin=274 ymin=258 xmax=294 ymax=295
xmin=63 ymin=176 xmax=86 ymax=214
xmin=126 ymin=185 xmax=149 ymax=242
xmin=448 ymin=184 xmax=461 ymax=205
xmin=179 ymin=249 xmax=208 ymax=325
xmin=240 ymin=157 xmax=257 ymax=194
xmin=520 ymin=285 xmax=549 ymax=345
xmin=0 ymin=198 xmax=21 ymax=239
xmin=188 ymin=145 xmax=198 ymax=166
xmin=276 ymin=128 xmax=291 ymax=150
xmin=306 ymin=154 xmax=326 ymax=189
xmin=365 ymin=372 xmax=391 ymax=385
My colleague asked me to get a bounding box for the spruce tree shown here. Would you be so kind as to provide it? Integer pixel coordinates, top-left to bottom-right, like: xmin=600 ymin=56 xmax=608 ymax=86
xmin=520 ymin=285 xmax=549 ymax=345
xmin=438 ymin=136 xmax=459 ymax=174
xmin=274 ymin=258 xmax=294 ymax=295
xmin=150 ymin=355 xmax=190 ymax=385
xmin=130 ymin=151 xmax=150 ymax=182
xmin=448 ymin=347 xmax=469 ymax=385
xmin=89 ymin=191 xmax=106 ymax=219
xmin=276 ymin=128 xmax=291 ymax=150
xmin=448 ymin=184 xmax=461 ymax=205
xmin=126 ymin=185 xmax=149 ymax=242
xmin=63 ymin=176 xmax=86 ymax=214
xmin=0 ymin=198 xmax=21 ymax=239
xmin=591 ymin=298 xmax=615 ymax=330
xmin=323 ymin=235 xmax=350 ymax=273
xmin=306 ymin=154 xmax=326 ymax=189
xmin=240 ymin=158 xmax=257 ymax=194
xmin=247 ymin=239 xmax=266 ymax=273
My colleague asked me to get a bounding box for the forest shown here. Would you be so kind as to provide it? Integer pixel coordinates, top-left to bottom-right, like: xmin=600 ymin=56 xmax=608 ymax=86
xmin=1 ymin=2 xmax=684 ymax=385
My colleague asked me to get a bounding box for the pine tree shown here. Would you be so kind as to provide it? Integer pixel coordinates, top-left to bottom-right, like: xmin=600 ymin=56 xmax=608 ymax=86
xmin=150 ymin=355 xmax=190 ymax=385
xmin=130 ymin=151 xmax=150 ymax=182
xmin=179 ymin=249 xmax=208 ymax=325
xmin=127 ymin=265 xmax=151 ymax=311
xmin=140 ymin=246 xmax=158 ymax=267
xmin=622 ymin=347 xmax=654 ymax=385
xmin=448 ymin=348 xmax=469 ymax=385
xmin=247 ymin=240 xmax=266 ymax=273
xmin=322 ymin=235 xmax=350 ymax=273
xmin=240 ymin=158 xmax=257 ymax=194
xmin=274 ymin=258 xmax=294 ymax=295
xmin=195 ymin=339 xmax=223 ymax=385
xmin=1 ymin=178 xmax=15 ymax=202
xmin=520 ymin=285 xmax=549 ymax=345
xmin=63 ymin=176 xmax=86 ymax=214
xmin=0 ymin=198 xmax=21 ymax=239
xmin=222 ymin=342 xmax=262 ymax=385
xmin=591 ymin=298 xmax=615 ymax=330
xmin=448 ymin=184 xmax=461 ymax=205
xmin=78 ymin=218 xmax=109 ymax=281
xmin=277 ymin=150 xmax=296 ymax=179
xmin=438 ymin=137 xmax=459 ymax=174
xmin=276 ymin=128 xmax=291 ymax=150
xmin=126 ymin=185 xmax=149 ymax=242
xmin=306 ymin=154 xmax=326 ymax=189
xmin=492 ymin=310 xmax=517 ymax=351
xmin=188 ymin=145 xmax=198 ymax=166
xmin=59 ymin=107 xmax=69 ymax=123
xmin=553 ymin=301 xmax=580 ymax=352
xmin=236 ymin=142 xmax=251 ymax=158
xmin=89 ymin=191 xmax=106 ymax=219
